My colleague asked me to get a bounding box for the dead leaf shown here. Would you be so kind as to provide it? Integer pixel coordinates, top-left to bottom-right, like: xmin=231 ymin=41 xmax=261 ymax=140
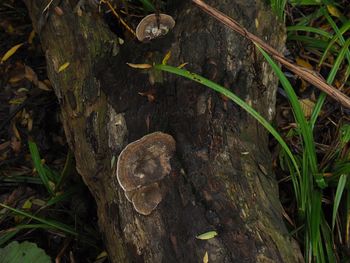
xmin=126 ymin=63 xmax=152 ymax=69
xmin=258 ymin=163 xmax=268 ymax=176
xmin=28 ymin=30 xmax=35 ymax=44
xmin=12 ymin=122 xmax=21 ymax=140
xmin=8 ymin=73 xmax=25 ymax=83
xmin=9 ymin=97 xmax=26 ymax=105
xmin=25 ymin=65 xmax=38 ymax=85
xmin=27 ymin=116 xmax=33 ymax=132
xmin=58 ymin=62 xmax=70 ymax=72
xmin=177 ymin=62 xmax=188 ymax=69
xmin=6 ymin=23 xmax=15 ymax=34
xmin=17 ymin=88 xmax=29 ymax=93
xmin=299 ymin=79 xmax=309 ymax=93
xmin=10 ymin=136 xmax=21 ymax=153
xmin=54 ymin=6 xmax=64 ymax=16
xmin=162 ymin=50 xmax=171 ymax=65
xmin=299 ymin=98 xmax=315 ymax=119
xmin=95 ymin=251 xmax=108 ymax=260
xmin=138 ymin=89 xmax=156 ymax=102
xmin=37 ymin=80 xmax=52 ymax=91
xmin=203 ymin=251 xmax=209 ymax=263
xmin=15 ymin=198 xmax=32 ymax=223
xmin=196 ymin=231 xmax=218 ymax=240
xmin=0 ymin=141 xmax=11 ymax=151
xmin=1 ymin=43 xmax=24 ymax=63
xmin=296 ymin=57 xmax=313 ymax=70
xmin=327 ymin=5 xmax=342 ymax=18
xmin=31 ymin=199 xmax=46 ymax=206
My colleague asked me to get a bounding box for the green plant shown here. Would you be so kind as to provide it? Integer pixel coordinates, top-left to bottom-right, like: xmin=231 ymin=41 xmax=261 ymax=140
xmin=137 ymin=0 xmax=156 ymax=11
xmin=0 ymin=241 xmax=51 ymax=263
xmin=270 ymin=0 xmax=288 ymax=20
xmin=149 ymin=37 xmax=349 ymax=260
xmin=0 ymin=141 xmax=100 ymax=258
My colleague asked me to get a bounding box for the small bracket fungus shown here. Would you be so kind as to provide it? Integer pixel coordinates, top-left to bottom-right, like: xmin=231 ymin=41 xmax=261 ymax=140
xmin=116 ymin=132 xmax=176 ymax=215
xmin=135 ymin=13 xmax=175 ymax=42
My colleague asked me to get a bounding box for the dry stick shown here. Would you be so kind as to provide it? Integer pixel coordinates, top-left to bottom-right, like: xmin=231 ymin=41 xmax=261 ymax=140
xmin=192 ymin=0 xmax=350 ymax=109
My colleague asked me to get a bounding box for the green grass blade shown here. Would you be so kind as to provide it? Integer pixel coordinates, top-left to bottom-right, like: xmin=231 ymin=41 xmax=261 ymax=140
xmin=323 ymin=11 xmax=350 ymax=69
xmin=319 ymin=20 xmax=350 ymax=66
xmin=301 ymin=153 xmax=311 ymax=214
xmin=46 ymin=188 xmax=75 ymax=207
xmin=153 ymin=63 xmax=302 ymax=204
xmin=332 ymin=174 xmax=347 ymax=229
xmin=328 ymin=37 xmax=350 ymax=81
xmin=28 ymin=141 xmax=53 ymax=195
xmin=0 ymin=224 xmax=68 ymax=247
xmin=138 ymin=0 xmax=155 ymax=12
xmin=0 ymin=203 xmax=77 ymax=236
xmin=346 ymin=192 xmax=350 ymax=254
xmin=270 ymin=0 xmax=287 ymax=20
xmin=289 ymin=0 xmax=324 ymax=5
xmin=0 ymin=176 xmax=42 ymax=185
xmin=316 ymin=237 xmax=326 ymax=263
xmin=254 ymin=45 xmax=325 ymax=188
xmin=294 ymin=7 xmax=325 ymax=27
xmin=310 ymin=190 xmax=322 ymax=256
xmin=0 ymin=230 xmax=19 ymax=247
xmin=55 ymin=150 xmax=74 ymax=191
xmin=310 ymin=38 xmax=350 ymax=127
xmin=287 ymin=35 xmax=335 ymax=50
xmin=334 ymin=162 xmax=350 ymax=178
xmin=320 ymin=215 xmax=337 ymax=262
xmin=340 ymin=124 xmax=350 ymax=145
xmin=287 ymin=25 xmax=333 ymax=38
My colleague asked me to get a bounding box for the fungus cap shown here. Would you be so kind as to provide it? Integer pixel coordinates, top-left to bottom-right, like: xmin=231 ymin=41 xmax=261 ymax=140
xmin=116 ymin=132 xmax=175 ymax=215
xmin=135 ymin=14 xmax=175 ymax=42
xmin=116 ymin=132 xmax=175 ymax=192
xmin=130 ymin=183 xmax=163 ymax=215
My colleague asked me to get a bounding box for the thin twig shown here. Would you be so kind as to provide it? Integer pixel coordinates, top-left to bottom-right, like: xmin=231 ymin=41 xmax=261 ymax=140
xmin=100 ymin=0 xmax=136 ymax=37
xmin=192 ymin=0 xmax=350 ymax=109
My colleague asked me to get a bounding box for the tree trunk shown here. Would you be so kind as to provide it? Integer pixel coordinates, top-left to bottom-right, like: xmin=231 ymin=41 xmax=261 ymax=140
xmin=24 ymin=0 xmax=303 ymax=262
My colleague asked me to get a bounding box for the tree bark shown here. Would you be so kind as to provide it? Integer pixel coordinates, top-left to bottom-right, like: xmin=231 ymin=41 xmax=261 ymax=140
xmin=24 ymin=0 xmax=303 ymax=262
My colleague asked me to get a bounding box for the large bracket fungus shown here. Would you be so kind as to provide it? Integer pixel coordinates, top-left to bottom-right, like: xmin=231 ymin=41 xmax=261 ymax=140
xmin=116 ymin=132 xmax=176 ymax=215
xmin=135 ymin=13 xmax=175 ymax=42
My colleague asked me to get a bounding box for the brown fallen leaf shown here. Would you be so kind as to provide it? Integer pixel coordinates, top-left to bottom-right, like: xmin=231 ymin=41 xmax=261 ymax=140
xmin=10 ymin=136 xmax=21 ymax=153
xmin=0 ymin=141 xmax=11 ymax=151
xmin=299 ymin=98 xmax=316 ymax=119
xmin=37 ymin=80 xmax=52 ymax=91
xmin=126 ymin=63 xmax=152 ymax=69
xmin=25 ymin=65 xmax=38 ymax=85
xmin=138 ymin=88 xmax=157 ymax=102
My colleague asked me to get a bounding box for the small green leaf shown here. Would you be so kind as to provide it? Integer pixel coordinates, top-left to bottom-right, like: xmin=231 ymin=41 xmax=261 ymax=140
xmin=196 ymin=231 xmax=218 ymax=240
xmin=28 ymin=140 xmax=53 ymax=195
xmin=0 ymin=241 xmax=51 ymax=263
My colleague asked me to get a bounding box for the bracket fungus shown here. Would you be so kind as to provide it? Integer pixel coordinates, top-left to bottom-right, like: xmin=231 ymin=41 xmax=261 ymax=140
xmin=135 ymin=13 xmax=175 ymax=42
xmin=116 ymin=132 xmax=176 ymax=215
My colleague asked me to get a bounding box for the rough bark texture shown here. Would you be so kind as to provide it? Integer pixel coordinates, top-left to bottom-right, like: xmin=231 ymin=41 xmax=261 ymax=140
xmin=24 ymin=0 xmax=303 ymax=262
